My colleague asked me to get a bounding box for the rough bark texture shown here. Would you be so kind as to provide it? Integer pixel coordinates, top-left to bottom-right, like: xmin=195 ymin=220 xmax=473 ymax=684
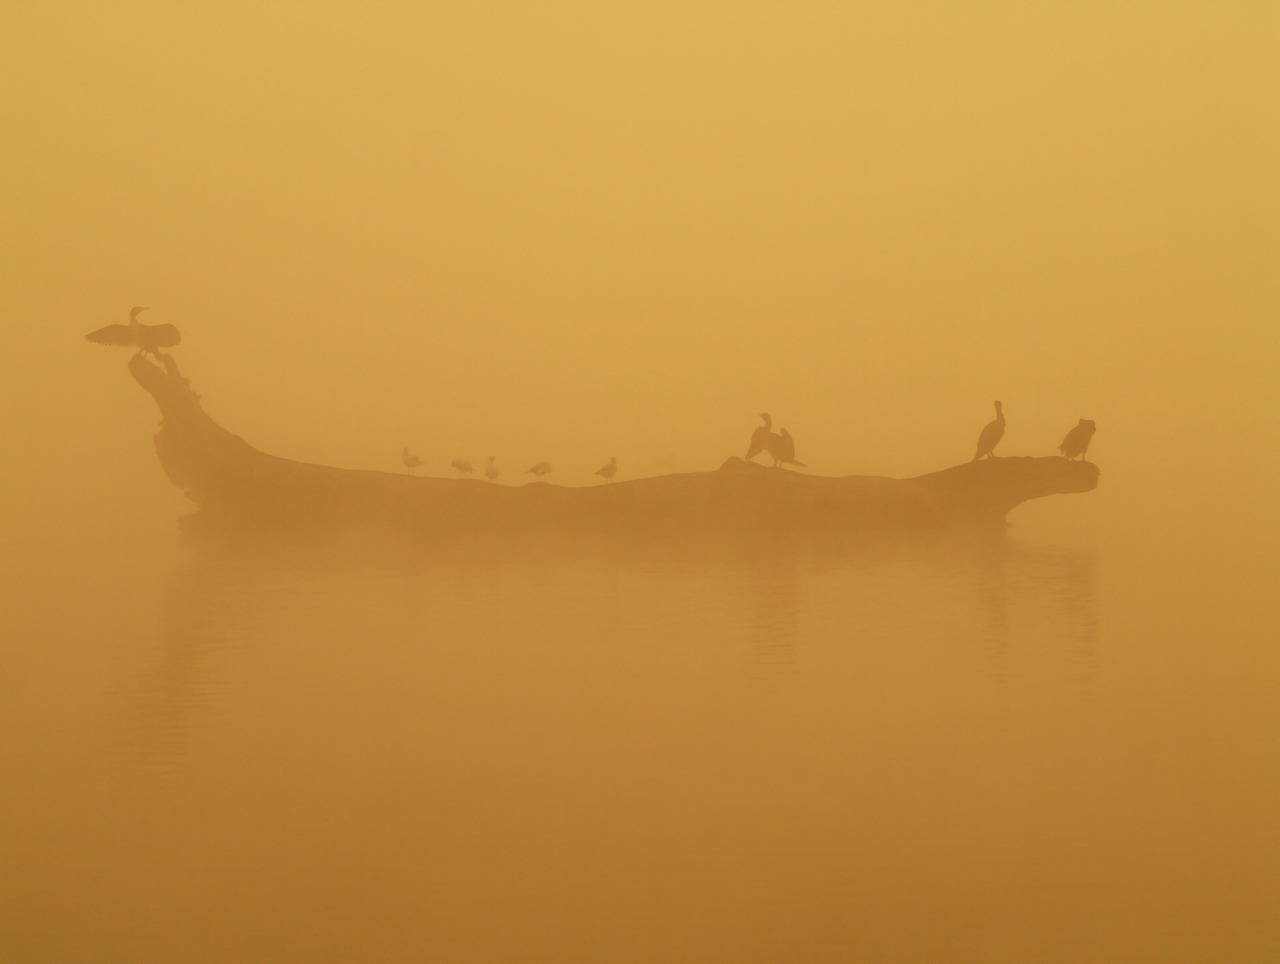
xmin=128 ymin=355 xmax=1099 ymax=537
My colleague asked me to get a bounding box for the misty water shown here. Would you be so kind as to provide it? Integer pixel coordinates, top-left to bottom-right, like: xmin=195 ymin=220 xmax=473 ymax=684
xmin=4 ymin=498 xmax=1276 ymax=962
xmin=5 ymin=2 xmax=1278 ymax=959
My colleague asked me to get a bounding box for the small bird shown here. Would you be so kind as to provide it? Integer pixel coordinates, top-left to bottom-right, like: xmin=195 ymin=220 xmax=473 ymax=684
xmin=484 ymin=456 xmax=500 ymax=481
xmin=595 ymin=456 xmax=617 ymax=481
xmin=527 ymin=461 xmax=552 ymax=480
xmin=1058 ymin=419 xmax=1096 ymax=460
xmin=402 ymin=447 xmax=423 ymax=474
xmin=972 ymin=400 xmax=1005 ymax=461
xmin=745 ymin=413 xmax=805 ymax=468
xmin=85 ymin=306 xmax=181 ymax=359
xmin=451 ymin=458 xmax=474 ymax=476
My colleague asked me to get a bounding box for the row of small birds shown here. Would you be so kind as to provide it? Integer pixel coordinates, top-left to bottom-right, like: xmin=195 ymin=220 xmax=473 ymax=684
xmin=412 ymin=415 xmax=803 ymax=481
xmin=402 ymin=450 xmax=618 ymax=482
xmin=971 ymin=400 xmax=1097 ymax=461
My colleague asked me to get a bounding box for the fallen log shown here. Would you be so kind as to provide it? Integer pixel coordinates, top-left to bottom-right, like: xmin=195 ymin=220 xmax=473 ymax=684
xmin=125 ymin=354 xmax=1098 ymax=538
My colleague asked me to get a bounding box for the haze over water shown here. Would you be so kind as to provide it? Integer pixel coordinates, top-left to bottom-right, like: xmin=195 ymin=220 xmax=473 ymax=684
xmin=2 ymin=3 xmax=1277 ymax=961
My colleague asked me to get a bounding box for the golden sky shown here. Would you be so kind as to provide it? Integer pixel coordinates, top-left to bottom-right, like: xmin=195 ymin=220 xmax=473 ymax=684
xmin=2 ymin=1 xmax=1277 ymax=540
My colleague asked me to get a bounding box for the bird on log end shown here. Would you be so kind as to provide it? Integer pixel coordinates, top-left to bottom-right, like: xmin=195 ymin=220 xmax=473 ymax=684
xmin=745 ymin=413 xmax=806 ymax=468
xmin=972 ymin=400 xmax=1005 ymax=461
xmin=595 ymin=456 xmax=617 ymax=482
xmin=85 ymin=306 xmax=181 ymax=359
xmin=1058 ymin=418 xmax=1096 ymax=461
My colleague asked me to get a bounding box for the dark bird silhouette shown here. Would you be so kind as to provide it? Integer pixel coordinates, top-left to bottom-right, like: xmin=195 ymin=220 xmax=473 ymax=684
xmin=402 ymin=447 xmax=423 ymax=474
xmin=451 ymin=458 xmax=474 ymax=476
xmin=527 ymin=461 xmax=552 ymax=480
xmin=972 ymin=400 xmax=1005 ymax=461
xmin=85 ymin=306 xmax=181 ymax=358
xmin=745 ymin=413 xmax=805 ymax=468
xmin=1058 ymin=419 xmax=1096 ymax=460
xmin=485 ymin=456 xmax=500 ymax=481
xmin=595 ymin=456 xmax=617 ymax=481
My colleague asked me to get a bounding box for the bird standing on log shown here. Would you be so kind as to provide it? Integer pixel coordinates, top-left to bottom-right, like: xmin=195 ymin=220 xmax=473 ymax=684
xmin=595 ymin=456 xmax=617 ymax=481
xmin=451 ymin=458 xmax=474 ymax=476
xmin=402 ymin=448 xmax=423 ymax=474
xmin=527 ymin=461 xmax=552 ymax=480
xmin=1058 ymin=419 xmax=1096 ymax=460
xmin=745 ymin=413 xmax=805 ymax=468
xmin=485 ymin=456 xmax=500 ymax=481
xmin=85 ymin=306 xmax=181 ymax=359
xmin=972 ymin=401 xmax=1005 ymax=461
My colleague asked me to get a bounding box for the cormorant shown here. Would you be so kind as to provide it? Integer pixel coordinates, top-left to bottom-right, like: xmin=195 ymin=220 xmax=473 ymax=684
xmin=402 ymin=448 xmax=423 ymax=474
xmin=85 ymin=306 xmax=181 ymax=358
xmin=485 ymin=456 xmax=500 ymax=481
xmin=745 ymin=413 xmax=805 ymax=468
xmin=595 ymin=456 xmax=617 ymax=481
xmin=972 ymin=401 xmax=1005 ymax=461
xmin=1058 ymin=419 xmax=1096 ymax=460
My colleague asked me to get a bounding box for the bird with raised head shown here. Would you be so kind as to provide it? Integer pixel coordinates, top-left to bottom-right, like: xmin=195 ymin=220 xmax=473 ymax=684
xmin=85 ymin=306 xmax=181 ymax=359
xmin=1058 ymin=419 xmax=1096 ymax=460
xmin=485 ymin=456 xmax=500 ymax=481
xmin=402 ymin=448 xmax=423 ymax=474
xmin=745 ymin=413 xmax=805 ymax=468
xmin=595 ymin=456 xmax=617 ymax=481
xmin=972 ymin=401 xmax=1005 ymax=461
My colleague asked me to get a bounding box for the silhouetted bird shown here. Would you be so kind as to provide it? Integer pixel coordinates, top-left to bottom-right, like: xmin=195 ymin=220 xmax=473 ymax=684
xmin=85 ymin=306 xmax=181 ymax=359
xmin=595 ymin=456 xmax=617 ymax=481
xmin=451 ymin=458 xmax=474 ymax=476
xmin=527 ymin=461 xmax=552 ymax=480
xmin=402 ymin=448 xmax=423 ymax=474
xmin=972 ymin=400 xmax=1005 ymax=461
xmin=485 ymin=456 xmax=500 ymax=481
xmin=745 ymin=413 xmax=805 ymax=468
xmin=1058 ymin=419 xmax=1096 ymax=460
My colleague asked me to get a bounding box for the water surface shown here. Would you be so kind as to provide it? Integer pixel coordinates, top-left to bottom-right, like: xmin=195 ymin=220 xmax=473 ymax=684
xmin=2 ymin=515 xmax=1276 ymax=962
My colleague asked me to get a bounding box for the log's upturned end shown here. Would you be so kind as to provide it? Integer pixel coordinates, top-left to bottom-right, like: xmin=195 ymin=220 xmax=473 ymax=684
xmin=125 ymin=355 xmax=1098 ymax=537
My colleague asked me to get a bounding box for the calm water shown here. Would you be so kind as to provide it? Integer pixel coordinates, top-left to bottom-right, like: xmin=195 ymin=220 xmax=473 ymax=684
xmin=2 ymin=511 xmax=1276 ymax=962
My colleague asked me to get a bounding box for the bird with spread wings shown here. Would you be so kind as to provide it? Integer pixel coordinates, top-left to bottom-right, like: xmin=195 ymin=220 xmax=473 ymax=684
xmin=85 ymin=306 xmax=181 ymax=359
xmin=745 ymin=413 xmax=805 ymax=468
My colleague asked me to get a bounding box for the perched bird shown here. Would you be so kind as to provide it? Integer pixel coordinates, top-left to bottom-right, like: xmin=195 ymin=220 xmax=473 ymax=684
xmin=402 ymin=447 xmax=423 ymax=474
xmin=527 ymin=461 xmax=552 ymax=480
xmin=745 ymin=413 xmax=805 ymax=468
xmin=484 ymin=456 xmax=500 ymax=481
xmin=595 ymin=456 xmax=617 ymax=481
xmin=451 ymin=458 xmax=475 ymax=476
xmin=1058 ymin=419 xmax=1096 ymax=460
xmin=85 ymin=306 xmax=181 ymax=359
xmin=972 ymin=400 xmax=1005 ymax=461
xmin=773 ymin=427 xmax=800 ymax=468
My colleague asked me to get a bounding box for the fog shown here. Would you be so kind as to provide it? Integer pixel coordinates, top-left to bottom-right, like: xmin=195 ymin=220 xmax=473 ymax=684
xmin=4 ymin=2 xmax=1275 ymax=491
xmin=2 ymin=2 xmax=1278 ymax=960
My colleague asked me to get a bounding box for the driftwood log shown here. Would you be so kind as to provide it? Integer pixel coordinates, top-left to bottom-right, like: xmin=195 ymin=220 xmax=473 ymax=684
xmin=127 ymin=355 xmax=1098 ymax=538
